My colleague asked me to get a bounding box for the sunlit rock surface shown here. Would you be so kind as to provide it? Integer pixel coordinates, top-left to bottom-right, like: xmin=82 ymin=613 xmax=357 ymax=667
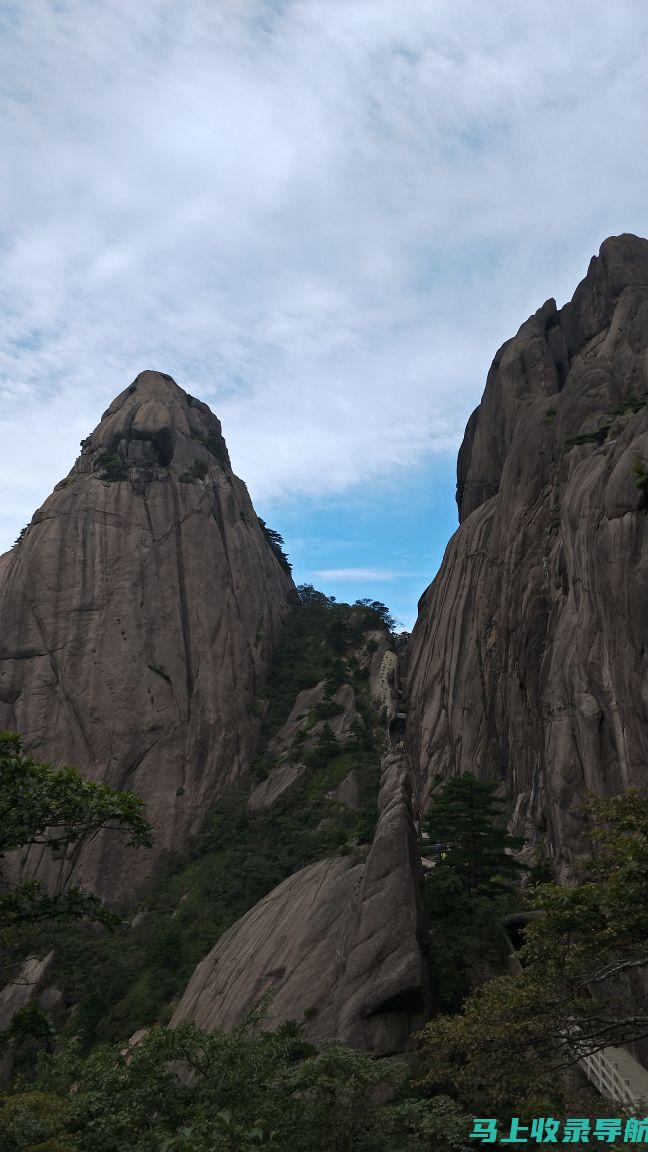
xmin=408 ymin=234 xmax=648 ymax=868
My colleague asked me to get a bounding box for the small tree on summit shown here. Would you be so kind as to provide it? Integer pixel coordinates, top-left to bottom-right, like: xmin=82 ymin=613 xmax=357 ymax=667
xmin=353 ymin=598 xmax=396 ymax=633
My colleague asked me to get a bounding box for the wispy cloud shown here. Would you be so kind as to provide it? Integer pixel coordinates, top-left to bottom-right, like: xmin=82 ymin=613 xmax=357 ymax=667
xmin=1 ymin=1 xmax=648 ymax=555
xmin=311 ymin=568 xmax=399 ymax=582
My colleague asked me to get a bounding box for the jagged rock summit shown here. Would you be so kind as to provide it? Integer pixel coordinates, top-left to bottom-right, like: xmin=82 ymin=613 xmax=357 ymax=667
xmin=0 ymin=371 xmax=294 ymax=899
xmin=408 ymin=233 xmax=648 ymax=870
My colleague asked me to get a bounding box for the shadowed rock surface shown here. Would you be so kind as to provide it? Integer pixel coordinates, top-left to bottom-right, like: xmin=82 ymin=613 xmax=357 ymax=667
xmin=407 ymin=234 xmax=648 ymax=869
xmin=0 ymin=954 xmax=54 ymax=1034
xmin=172 ymin=742 xmax=429 ymax=1054
xmin=0 ymin=953 xmax=60 ymax=1087
xmin=330 ymin=769 xmax=360 ymax=810
xmin=0 ymin=371 xmax=294 ymax=899
xmin=247 ymin=681 xmax=361 ymax=814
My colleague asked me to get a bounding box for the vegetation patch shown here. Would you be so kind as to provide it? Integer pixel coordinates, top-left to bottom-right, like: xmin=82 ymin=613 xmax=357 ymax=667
xmin=564 ymin=424 xmax=611 ymax=449
xmin=613 ymin=394 xmax=648 ymax=415
xmin=190 ymin=429 xmax=229 ymax=469
xmin=179 ymin=458 xmax=209 ymax=483
xmin=96 ymin=452 xmax=127 ymax=482
xmin=312 ymin=699 xmax=345 ymax=721
xmin=258 ymin=518 xmax=292 ymax=575
xmin=420 ymin=773 xmax=527 ymax=1013
xmin=12 ymin=525 xmax=29 ymax=549
xmin=632 ymin=456 xmax=648 ymax=509
xmin=419 ymin=789 xmax=648 ymax=1121
xmin=0 ymin=1011 xmax=471 ymax=1151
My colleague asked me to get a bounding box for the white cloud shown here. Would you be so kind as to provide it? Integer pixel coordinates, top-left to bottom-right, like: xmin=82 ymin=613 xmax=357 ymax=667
xmin=311 ymin=568 xmax=398 ymax=582
xmin=1 ymin=1 xmax=648 ymax=551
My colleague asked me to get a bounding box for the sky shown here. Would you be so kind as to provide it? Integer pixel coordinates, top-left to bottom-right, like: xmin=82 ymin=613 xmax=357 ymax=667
xmin=1 ymin=2 xmax=648 ymax=628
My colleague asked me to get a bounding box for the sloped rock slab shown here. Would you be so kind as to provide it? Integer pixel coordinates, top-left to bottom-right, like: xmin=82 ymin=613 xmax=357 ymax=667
xmin=172 ymin=746 xmax=429 ymax=1054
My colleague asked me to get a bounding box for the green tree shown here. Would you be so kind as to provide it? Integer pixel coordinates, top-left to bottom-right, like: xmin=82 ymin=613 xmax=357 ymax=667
xmin=0 ymin=1009 xmax=471 ymax=1152
xmin=421 ymin=774 xmax=527 ymax=1011
xmin=257 ymin=520 xmax=292 ymax=575
xmin=303 ymin=724 xmax=339 ymax=771
xmin=352 ymin=599 xmax=396 ymax=633
xmin=0 ymin=732 xmax=151 ymax=935
xmin=418 ymin=789 xmax=648 ymax=1119
xmin=521 ymin=789 xmax=648 ymax=1053
xmin=422 ymin=773 xmax=526 ymax=897
xmin=296 ymin=584 xmax=335 ymax=609
xmin=417 ymin=970 xmax=599 ymax=1120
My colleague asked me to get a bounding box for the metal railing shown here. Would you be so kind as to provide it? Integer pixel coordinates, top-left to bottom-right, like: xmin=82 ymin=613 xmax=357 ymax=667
xmin=580 ymin=1047 xmax=643 ymax=1110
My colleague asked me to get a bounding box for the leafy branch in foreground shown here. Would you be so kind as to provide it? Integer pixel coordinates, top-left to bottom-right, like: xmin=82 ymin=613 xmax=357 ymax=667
xmin=0 ymin=732 xmax=151 ymax=939
xmin=0 ymin=732 xmax=151 ymax=856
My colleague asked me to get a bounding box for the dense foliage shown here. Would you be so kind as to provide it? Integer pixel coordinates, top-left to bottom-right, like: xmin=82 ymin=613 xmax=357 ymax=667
xmin=421 ymin=774 xmax=526 ymax=897
xmin=0 ymin=1007 xmax=471 ymax=1151
xmin=418 ymin=789 xmax=648 ymax=1118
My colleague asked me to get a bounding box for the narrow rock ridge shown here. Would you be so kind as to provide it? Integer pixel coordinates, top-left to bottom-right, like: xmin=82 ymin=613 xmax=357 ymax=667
xmin=0 ymin=371 xmax=294 ymax=900
xmin=407 ymin=234 xmax=648 ymax=870
xmin=171 ymin=740 xmax=429 ymax=1055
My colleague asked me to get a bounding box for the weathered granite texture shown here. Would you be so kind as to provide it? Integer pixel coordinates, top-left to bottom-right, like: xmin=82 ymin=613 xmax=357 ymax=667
xmin=370 ymin=645 xmax=399 ymax=726
xmin=172 ymin=743 xmax=429 ymax=1054
xmin=408 ymin=234 xmax=648 ymax=869
xmin=0 ymin=372 xmax=294 ymax=899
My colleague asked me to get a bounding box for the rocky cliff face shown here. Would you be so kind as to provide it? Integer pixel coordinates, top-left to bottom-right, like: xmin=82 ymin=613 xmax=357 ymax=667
xmin=172 ymin=741 xmax=429 ymax=1055
xmin=408 ymin=234 xmax=648 ymax=869
xmin=0 ymin=371 xmax=294 ymax=899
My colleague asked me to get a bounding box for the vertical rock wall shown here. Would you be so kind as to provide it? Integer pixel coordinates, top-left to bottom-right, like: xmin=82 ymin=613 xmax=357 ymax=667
xmin=408 ymin=235 xmax=648 ymax=868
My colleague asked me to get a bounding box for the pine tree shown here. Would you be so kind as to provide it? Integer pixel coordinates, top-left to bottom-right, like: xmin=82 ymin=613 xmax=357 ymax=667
xmin=422 ymin=773 xmax=526 ymax=897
